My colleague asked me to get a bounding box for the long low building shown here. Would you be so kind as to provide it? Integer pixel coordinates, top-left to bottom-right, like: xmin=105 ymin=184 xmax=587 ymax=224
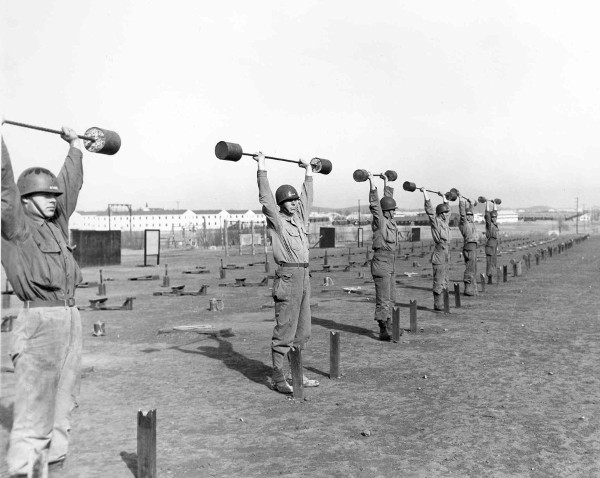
xmin=69 ymin=208 xmax=267 ymax=231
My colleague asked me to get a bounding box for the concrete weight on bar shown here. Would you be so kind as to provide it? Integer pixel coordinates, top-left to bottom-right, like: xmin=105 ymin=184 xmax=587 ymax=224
xmin=215 ymin=140 xmax=332 ymax=174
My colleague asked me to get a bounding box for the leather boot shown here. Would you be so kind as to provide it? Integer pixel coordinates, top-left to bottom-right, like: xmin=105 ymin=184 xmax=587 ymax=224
xmin=464 ymin=281 xmax=475 ymax=296
xmin=377 ymin=320 xmax=391 ymax=341
xmin=433 ymin=292 xmax=443 ymax=311
xmin=272 ymin=367 xmax=293 ymax=394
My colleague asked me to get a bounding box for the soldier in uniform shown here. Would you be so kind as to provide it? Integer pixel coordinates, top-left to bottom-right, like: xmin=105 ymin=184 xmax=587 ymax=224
xmin=421 ymin=188 xmax=450 ymax=311
xmin=485 ymin=200 xmax=500 ymax=283
xmin=365 ymin=171 xmax=398 ymax=341
xmin=2 ymin=127 xmax=84 ymax=477
xmin=255 ymin=152 xmax=319 ymax=394
xmin=458 ymin=193 xmax=479 ymax=296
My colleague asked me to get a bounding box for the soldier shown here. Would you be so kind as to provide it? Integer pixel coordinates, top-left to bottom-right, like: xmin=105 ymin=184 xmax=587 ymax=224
xmin=255 ymin=152 xmax=319 ymax=394
xmin=365 ymin=171 xmax=398 ymax=341
xmin=421 ymin=188 xmax=450 ymax=311
xmin=485 ymin=200 xmax=500 ymax=283
xmin=2 ymin=127 xmax=84 ymax=477
xmin=458 ymin=193 xmax=479 ymax=296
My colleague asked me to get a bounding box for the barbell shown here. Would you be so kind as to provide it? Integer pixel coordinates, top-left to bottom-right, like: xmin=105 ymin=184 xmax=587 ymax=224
xmin=2 ymin=119 xmax=121 ymax=155
xmin=403 ymin=181 xmax=458 ymax=201
xmin=478 ymin=196 xmax=502 ymax=205
xmin=215 ymin=141 xmax=332 ymax=175
xmin=352 ymin=169 xmax=398 ymax=182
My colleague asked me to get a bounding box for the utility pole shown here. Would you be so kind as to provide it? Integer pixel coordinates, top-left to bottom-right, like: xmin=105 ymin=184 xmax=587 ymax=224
xmin=576 ymin=197 xmax=579 ymax=234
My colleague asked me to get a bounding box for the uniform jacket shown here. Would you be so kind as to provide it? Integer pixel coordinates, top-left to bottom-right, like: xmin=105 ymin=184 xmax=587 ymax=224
xmin=458 ymin=198 xmax=478 ymax=244
xmin=485 ymin=210 xmax=500 ymax=243
xmin=1 ymin=138 xmax=83 ymax=302
xmin=369 ymin=185 xmax=397 ymax=253
xmin=257 ymin=170 xmax=312 ymax=264
xmin=424 ymin=199 xmax=450 ymax=265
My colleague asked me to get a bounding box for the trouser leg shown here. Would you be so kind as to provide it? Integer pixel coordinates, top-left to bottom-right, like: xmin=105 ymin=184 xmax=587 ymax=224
xmin=7 ymin=307 xmax=75 ymax=476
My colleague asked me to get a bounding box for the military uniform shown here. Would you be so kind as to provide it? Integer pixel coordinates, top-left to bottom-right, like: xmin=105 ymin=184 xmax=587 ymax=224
xmin=424 ymin=199 xmax=450 ymax=310
xmin=458 ymin=198 xmax=478 ymax=295
xmin=485 ymin=208 xmax=500 ymax=280
xmin=369 ymin=185 xmax=397 ymax=332
xmin=1 ymin=138 xmax=83 ymax=476
xmin=257 ymin=170 xmax=312 ymax=380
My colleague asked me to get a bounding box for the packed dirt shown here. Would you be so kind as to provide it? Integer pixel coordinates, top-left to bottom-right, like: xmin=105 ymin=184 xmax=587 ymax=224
xmin=1 ymin=232 xmax=598 ymax=477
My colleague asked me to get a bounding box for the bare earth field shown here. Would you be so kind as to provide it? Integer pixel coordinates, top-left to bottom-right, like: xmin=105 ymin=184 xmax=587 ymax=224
xmin=1 ymin=233 xmax=599 ymax=477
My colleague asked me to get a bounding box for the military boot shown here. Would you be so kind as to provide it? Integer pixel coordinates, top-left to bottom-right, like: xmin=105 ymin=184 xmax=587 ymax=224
xmin=433 ymin=292 xmax=444 ymax=311
xmin=271 ymin=368 xmax=293 ymax=394
xmin=464 ymin=281 xmax=476 ymax=296
xmin=377 ymin=320 xmax=391 ymax=341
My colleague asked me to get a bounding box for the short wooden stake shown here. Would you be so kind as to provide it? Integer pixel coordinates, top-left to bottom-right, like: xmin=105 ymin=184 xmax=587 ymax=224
xmin=289 ymin=347 xmax=304 ymax=399
xmin=329 ymin=332 xmax=340 ymax=379
xmin=480 ymin=273 xmax=486 ymax=293
xmin=220 ymin=259 xmax=226 ymax=279
xmin=503 ymin=265 xmax=508 ymax=282
xmin=324 ymin=249 xmax=328 ymax=266
xmin=513 ymin=262 xmax=518 ymax=277
xmin=137 ymin=409 xmax=157 ymax=478
xmin=264 ymin=254 xmax=270 ymax=273
xmin=162 ymin=264 xmax=170 ymax=287
xmin=409 ymin=300 xmax=417 ymax=333
xmin=392 ymin=306 xmax=401 ymax=342
xmin=496 ymin=267 xmax=501 ymax=286
xmin=535 ymin=254 xmax=540 ymax=266
xmin=453 ymin=283 xmax=461 ymax=308
xmin=443 ymin=288 xmax=450 ymax=313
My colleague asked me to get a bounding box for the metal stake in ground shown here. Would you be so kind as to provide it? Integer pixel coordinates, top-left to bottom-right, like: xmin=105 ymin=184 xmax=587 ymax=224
xmin=289 ymin=347 xmax=304 ymax=399
xmin=480 ymin=273 xmax=486 ymax=293
xmin=330 ymin=332 xmax=341 ymax=379
xmin=137 ymin=409 xmax=157 ymax=478
xmin=410 ymin=300 xmax=417 ymax=333
xmin=453 ymin=283 xmax=461 ymax=308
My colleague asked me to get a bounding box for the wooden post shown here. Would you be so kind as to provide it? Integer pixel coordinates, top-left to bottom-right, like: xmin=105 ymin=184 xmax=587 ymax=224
xmin=443 ymin=288 xmax=450 ymax=313
xmin=516 ymin=261 xmax=522 ymax=276
xmin=480 ymin=273 xmax=486 ymax=293
xmin=409 ymin=300 xmax=417 ymax=333
xmin=264 ymin=252 xmax=270 ymax=273
xmin=98 ymin=269 xmax=106 ymax=296
xmin=162 ymin=264 xmax=170 ymax=287
xmin=238 ymin=220 xmax=242 ymax=256
xmin=289 ymin=347 xmax=304 ymax=399
xmin=137 ymin=409 xmax=157 ymax=478
xmin=348 ymin=246 xmax=351 ymax=263
xmin=251 ymin=221 xmax=255 ymax=256
xmin=392 ymin=306 xmax=401 ymax=342
xmin=220 ymin=259 xmax=226 ymax=279
xmin=366 ymin=246 xmax=370 ymax=261
xmin=536 ymin=254 xmax=540 ymax=266
xmin=453 ymin=283 xmax=461 ymax=308
xmin=496 ymin=267 xmax=501 ymax=286
xmin=503 ymin=265 xmax=508 ymax=282
xmin=513 ymin=261 xmax=518 ymax=277
xmin=329 ymin=332 xmax=341 ymax=379
xmin=324 ymin=249 xmax=328 ymax=266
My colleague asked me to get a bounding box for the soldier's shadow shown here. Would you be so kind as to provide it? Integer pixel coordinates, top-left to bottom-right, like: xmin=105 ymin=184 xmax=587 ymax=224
xmin=172 ymin=337 xmax=272 ymax=389
xmin=311 ymin=315 xmax=377 ymax=340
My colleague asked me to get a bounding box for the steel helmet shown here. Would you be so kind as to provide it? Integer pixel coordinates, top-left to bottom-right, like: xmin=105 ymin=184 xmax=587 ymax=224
xmin=380 ymin=197 xmax=396 ymax=211
xmin=17 ymin=167 xmax=63 ymax=197
xmin=275 ymin=184 xmax=299 ymax=205
xmin=436 ymin=203 xmax=450 ymax=215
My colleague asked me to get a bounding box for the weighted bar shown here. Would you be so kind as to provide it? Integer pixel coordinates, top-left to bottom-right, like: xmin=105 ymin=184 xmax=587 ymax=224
xmin=353 ymin=169 xmax=397 ymax=182
xmin=2 ymin=119 xmax=121 ymax=155
xmin=403 ymin=181 xmax=458 ymax=201
xmin=215 ymin=141 xmax=332 ymax=175
xmin=478 ymin=196 xmax=502 ymax=205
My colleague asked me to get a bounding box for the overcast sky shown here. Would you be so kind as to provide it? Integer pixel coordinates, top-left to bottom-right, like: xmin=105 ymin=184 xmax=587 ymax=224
xmin=2 ymin=1 xmax=599 ymax=212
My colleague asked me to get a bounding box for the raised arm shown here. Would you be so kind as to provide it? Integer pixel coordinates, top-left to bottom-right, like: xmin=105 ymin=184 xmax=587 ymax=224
xmin=1 ymin=137 xmax=28 ymax=241
xmin=54 ymin=127 xmax=84 ymax=235
xmin=297 ymin=158 xmax=313 ymax=225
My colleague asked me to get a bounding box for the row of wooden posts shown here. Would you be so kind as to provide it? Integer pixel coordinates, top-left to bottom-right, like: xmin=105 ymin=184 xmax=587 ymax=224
xmin=133 ymin=234 xmax=591 ymax=477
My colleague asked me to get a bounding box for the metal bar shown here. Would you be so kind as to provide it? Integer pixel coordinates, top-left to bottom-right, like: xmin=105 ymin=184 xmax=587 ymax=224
xmin=3 ymin=119 xmax=96 ymax=141
xmin=241 ymin=152 xmax=299 ymax=164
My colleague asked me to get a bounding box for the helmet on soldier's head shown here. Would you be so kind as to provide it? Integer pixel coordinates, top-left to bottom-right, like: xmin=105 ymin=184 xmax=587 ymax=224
xmin=17 ymin=167 xmax=63 ymax=197
xmin=436 ymin=203 xmax=450 ymax=215
xmin=275 ymin=184 xmax=299 ymax=205
xmin=380 ymin=197 xmax=396 ymax=211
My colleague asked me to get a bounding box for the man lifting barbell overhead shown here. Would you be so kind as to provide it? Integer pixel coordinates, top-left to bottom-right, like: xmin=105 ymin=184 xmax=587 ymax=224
xmin=2 ymin=126 xmax=87 ymax=476
xmin=254 ymin=151 xmax=319 ymax=394
xmin=356 ymin=169 xmax=399 ymax=341
xmin=457 ymin=192 xmax=479 ymax=296
xmin=484 ymin=198 xmax=501 ymax=283
xmin=421 ymin=188 xmax=451 ymax=311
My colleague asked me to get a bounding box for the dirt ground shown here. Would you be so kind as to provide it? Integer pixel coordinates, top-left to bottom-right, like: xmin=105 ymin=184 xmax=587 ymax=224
xmin=1 ymin=232 xmax=599 ymax=478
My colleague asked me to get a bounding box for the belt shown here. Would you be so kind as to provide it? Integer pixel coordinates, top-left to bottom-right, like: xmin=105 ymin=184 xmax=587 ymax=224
xmin=25 ymin=298 xmax=76 ymax=309
xmin=279 ymin=262 xmax=309 ymax=268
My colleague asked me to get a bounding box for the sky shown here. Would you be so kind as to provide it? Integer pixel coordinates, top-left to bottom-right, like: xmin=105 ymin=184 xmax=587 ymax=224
xmin=1 ymin=0 xmax=599 ymax=213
